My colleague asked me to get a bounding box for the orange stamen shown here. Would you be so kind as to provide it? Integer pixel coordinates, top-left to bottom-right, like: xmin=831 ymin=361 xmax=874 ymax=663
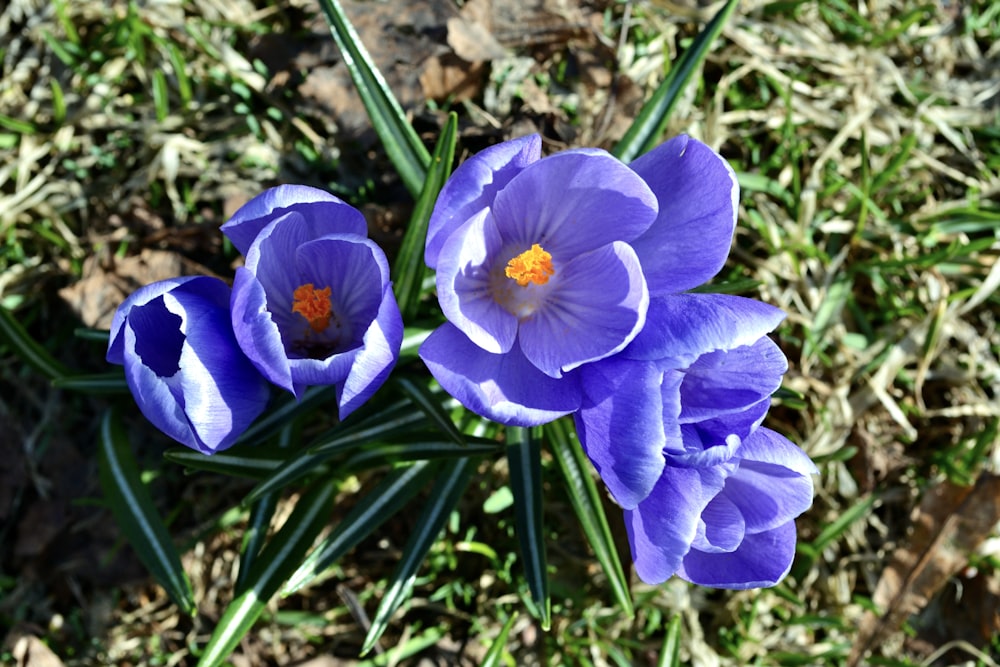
xmin=505 ymin=244 xmax=555 ymax=287
xmin=292 ymin=283 xmax=333 ymax=333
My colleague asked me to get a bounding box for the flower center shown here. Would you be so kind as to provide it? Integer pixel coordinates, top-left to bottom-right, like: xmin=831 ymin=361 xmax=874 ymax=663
xmin=291 ymin=283 xmax=333 ymax=333
xmin=505 ymin=244 xmax=554 ymax=287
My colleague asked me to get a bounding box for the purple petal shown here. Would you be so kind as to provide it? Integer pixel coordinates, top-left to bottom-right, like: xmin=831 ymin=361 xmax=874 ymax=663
xmin=419 ymin=323 xmax=582 ymax=426
xmin=426 ymin=135 xmax=542 ymax=269
xmin=108 ymin=276 xmax=200 ymax=364
xmin=518 ymin=241 xmax=648 ymax=376
xmin=625 ymin=294 xmax=786 ymax=365
xmin=337 ymin=284 xmax=404 ymax=419
xmin=679 ymin=336 xmax=787 ymax=422
xmin=222 ymin=185 xmax=367 ymax=256
xmin=673 ymin=399 xmax=771 ymax=467
xmin=691 ymin=492 xmax=745 ymax=553
xmin=574 ymin=358 xmax=669 ymax=509
xmin=629 ymin=135 xmax=739 ymax=295
xmin=723 ymin=428 xmax=816 ymax=533
xmin=435 ymin=209 xmax=518 ymax=354
xmin=492 ymin=150 xmax=658 ymax=257
xmin=118 ymin=277 xmax=269 ymax=453
xmin=231 ymin=266 xmax=295 ymax=394
xmin=678 ymin=520 xmax=798 ymax=589
xmin=625 ymin=465 xmax=727 ymax=585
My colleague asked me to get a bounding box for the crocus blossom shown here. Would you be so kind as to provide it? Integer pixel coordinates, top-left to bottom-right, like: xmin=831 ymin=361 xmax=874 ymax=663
xmin=575 ymin=293 xmax=816 ymax=587
xmin=419 ymin=134 xmax=740 ymax=427
xmin=223 ymin=185 xmax=403 ymax=419
xmin=107 ymin=276 xmax=270 ymax=454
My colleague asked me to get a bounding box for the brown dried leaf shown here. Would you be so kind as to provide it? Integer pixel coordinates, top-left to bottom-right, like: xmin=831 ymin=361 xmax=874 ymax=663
xmin=446 ymin=16 xmax=505 ymax=62
xmin=848 ymin=473 xmax=1000 ymax=666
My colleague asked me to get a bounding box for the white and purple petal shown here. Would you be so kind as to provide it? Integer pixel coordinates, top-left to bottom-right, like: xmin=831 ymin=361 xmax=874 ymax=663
xmin=222 ymin=185 xmax=367 ymax=256
xmin=419 ymin=324 xmax=582 ymax=426
xmin=626 ymin=464 xmax=728 ymax=585
xmin=435 ymin=209 xmax=518 ymax=354
xmin=625 ymin=293 xmax=786 ymax=365
xmin=678 ymin=520 xmax=798 ymax=589
xmin=492 ymin=150 xmax=658 ymax=257
xmin=518 ymin=241 xmax=648 ymax=376
xmin=629 ymin=135 xmax=739 ymax=295
xmin=425 ymin=134 xmax=542 ymax=269
xmin=574 ymin=358 xmax=673 ymax=509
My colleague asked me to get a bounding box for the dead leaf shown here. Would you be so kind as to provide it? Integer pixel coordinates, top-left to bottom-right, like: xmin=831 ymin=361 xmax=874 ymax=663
xmin=420 ymin=54 xmax=488 ymax=102
xmin=446 ymin=16 xmax=505 ymax=62
xmin=848 ymin=473 xmax=1000 ymax=666
xmin=7 ymin=633 xmax=65 ymax=667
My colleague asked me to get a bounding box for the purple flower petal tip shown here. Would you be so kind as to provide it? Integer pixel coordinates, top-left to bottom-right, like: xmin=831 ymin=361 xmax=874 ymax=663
xmin=108 ymin=276 xmax=270 ymax=454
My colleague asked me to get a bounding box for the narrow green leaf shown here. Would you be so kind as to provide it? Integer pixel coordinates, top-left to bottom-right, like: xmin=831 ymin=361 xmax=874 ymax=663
xmin=282 ymin=461 xmax=437 ymax=595
xmin=361 ymin=456 xmax=477 ymax=655
xmin=242 ymin=399 xmax=426 ymax=505
xmin=316 ymin=0 xmax=430 ymax=197
xmin=152 ymin=69 xmax=169 ymax=122
xmin=0 ymin=306 xmax=71 ymax=380
xmin=50 ymin=78 xmax=66 ymax=125
xmin=547 ymin=418 xmax=633 ymax=617
xmin=392 ymin=374 xmax=464 ymax=445
xmin=233 ymin=385 xmax=338 ymax=449
xmin=235 ymin=492 xmax=279 ymax=595
xmin=198 ymin=479 xmax=337 ymax=667
xmin=98 ymin=411 xmax=195 ymax=615
xmin=656 ymin=614 xmax=683 ymax=667
xmin=506 ymin=426 xmax=550 ymax=630
xmin=358 ymin=627 xmax=447 ymax=667
xmin=612 ymin=0 xmax=740 ymax=163
xmin=163 ymin=446 xmax=287 ymax=479
xmin=343 ymin=436 xmax=501 ymax=471
xmin=481 ymin=612 xmax=519 ymax=667
xmin=393 ymin=111 xmax=458 ymax=319
xmin=51 ymin=372 xmax=128 ymax=394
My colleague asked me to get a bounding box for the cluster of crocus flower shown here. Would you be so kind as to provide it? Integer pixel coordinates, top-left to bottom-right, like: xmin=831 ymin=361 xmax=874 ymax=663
xmin=420 ymin=134 xmax=816 ymax=588
xmin=108 ymin=185 xmax=403 ymax=455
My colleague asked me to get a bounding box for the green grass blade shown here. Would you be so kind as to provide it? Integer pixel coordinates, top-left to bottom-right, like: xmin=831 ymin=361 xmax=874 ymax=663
xmin=547 ymin=418 xmax=633 ymax=617
xmin=0 ymin=306 xmax=71 ymax=380
xmin=241 ymin=400 xmax=426 ymax=505
xmin=361 ymin=456 xmax=477 ymax=655
xmin=481 ymin=611 xmax=519 ymax=667
xmin=393 ymin=111 xmax=458 ymax=320
xmin=98 ymin=410 xmax=195 ymax=615
xmin=282 ymin=460 xmax=437 ymax=595
xmin=316 ymin=0 xmax=431 ymax=197
xmin=656 ymin=614 xmax=683 ymax=667
xmin=51 ymin=372 xmax=128 ymax=394
xmin=506 ymin=426 xmax=551 ymax=630
xmin=612 ymin=0 xmax=740 ymax=163
xmin=342 ymin=436 xmax=501 ymax=471
xmin=392 ymin=374 xmax=465 ymax=445
xmin=163 ymin=446 xmax=287 ymax=479
xmin=198 ymin=478 xmax=337 ymax=667
xmin=232 ymin=385 xmax=338 ymax=448
xmin=235 ymin=491 xmax=279 ymax=595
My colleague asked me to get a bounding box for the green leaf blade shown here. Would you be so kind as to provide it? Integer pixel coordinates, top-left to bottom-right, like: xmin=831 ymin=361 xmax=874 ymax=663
xmin=547 ymin=418 xmax=633 ymax=617
xmin=507 ymin=425 xmax=551 ymax=630
xmin=316 ymin=0 xmax=430 ymax=197
xmin=612 ymin=0 xmax=740 ymax=163
xmin=361 ymin=456 xmax=477 ymax=655
xmin=198 ymin=479 xmax=337 ymax=667
xmin=98 ymin=411 xmax=195 ymax=615
xmin=393 ymin=112 xmax=458 ymax=321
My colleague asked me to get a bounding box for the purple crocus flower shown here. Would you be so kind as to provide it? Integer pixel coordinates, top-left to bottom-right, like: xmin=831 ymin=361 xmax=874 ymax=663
xmin=420 ymin=135 xmax=659 ymax=426
xmin=575 ymin=294 xmax=816 ymax=587
xmin=222 ymin=185 xmax=403 ymax=418
xmin=107 ymin=276 xmax=270 ymax=454
xmin=419 ymin=134 xmax=740 ymax=427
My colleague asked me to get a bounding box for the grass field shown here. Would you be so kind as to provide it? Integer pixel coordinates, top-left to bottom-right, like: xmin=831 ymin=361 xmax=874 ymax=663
xmin=1 ymin=0 xmax=999 ymax=664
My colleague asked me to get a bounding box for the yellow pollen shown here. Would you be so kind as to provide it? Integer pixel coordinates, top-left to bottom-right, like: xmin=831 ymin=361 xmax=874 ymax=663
xmin=291 ymin=283 xmax=333 ymax=333
xmin=505 ymin=244 xmax=555 ymax=287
